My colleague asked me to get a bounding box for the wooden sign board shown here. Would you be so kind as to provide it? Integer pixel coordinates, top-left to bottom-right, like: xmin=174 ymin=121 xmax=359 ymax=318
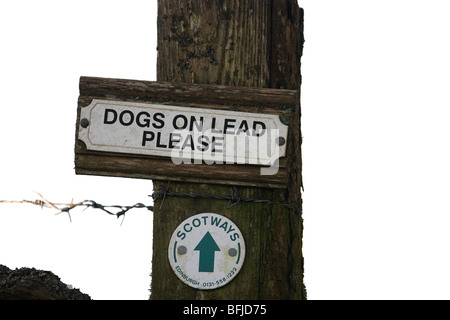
xmin=75 ymin=76 xmax=298 ymax=189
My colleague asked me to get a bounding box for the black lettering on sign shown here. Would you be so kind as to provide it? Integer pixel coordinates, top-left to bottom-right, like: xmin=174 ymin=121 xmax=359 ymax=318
xmin=236 ymin=120 xmax=250 ymax=136
xmin=211 ymin=117 xmax=222 ymax=133
xmin=156 ymin=132 xmax=167 ymax=148
xmin=136 ymin=111 xmax=151 ymax=128
xmin=212 ymin=136 xmax=224 ymax=153
xmin=169 ymin=133 xmax=181 ymax=149
xmin=142 ymin=131 xmax=155 ymax=147
xmin=252 ymin=121 xmax=266 ymax=137
xmin=153 ymin=112 xmax=165 ymax=129
xmin=181 ymin=134 xmax=195 ymax=151
xmin=173 ymin=114 xmax=188 ymax=130
xmin=119 ymin=110 xmax=134 ymax=126
xmin=224 ymin=119 xmax=236 ymax=135
xmin=104 ymin=109 xmax=118 ymax=124
xmin=197 ymin=135 xmax=210 ymax=152
xmin=189 ymin=116 xmax=204 ymax=131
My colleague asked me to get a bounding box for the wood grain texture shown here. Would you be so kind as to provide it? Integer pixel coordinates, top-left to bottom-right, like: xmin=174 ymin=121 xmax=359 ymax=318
xmin=157 ymin=0 xmax=271 ymax=87
xmin=79 ymin=77 xmax=297 ymax=108
xmin=150 ymin=0 xmax=305 ymax=300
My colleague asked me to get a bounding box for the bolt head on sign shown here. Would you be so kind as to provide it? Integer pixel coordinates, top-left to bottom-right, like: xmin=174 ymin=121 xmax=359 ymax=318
xmin=168 ymin=213 xmax=245 ymax=290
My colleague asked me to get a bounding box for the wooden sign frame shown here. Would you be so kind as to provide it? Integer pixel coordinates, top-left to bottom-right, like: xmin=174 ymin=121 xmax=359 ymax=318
xmin=75 ymin=76 xmax=298 ymax=189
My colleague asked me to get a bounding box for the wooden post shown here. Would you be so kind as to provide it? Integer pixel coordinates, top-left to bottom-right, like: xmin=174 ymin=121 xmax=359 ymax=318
xmin=151 ymin=0 xmax=304 ymax=299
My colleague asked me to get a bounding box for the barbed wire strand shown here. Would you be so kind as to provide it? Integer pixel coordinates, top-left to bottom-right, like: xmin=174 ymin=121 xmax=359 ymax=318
xmin=0 ymin=192 xmax=154 ymax=225
xmin=1 ymin=183 xmax=300 ymax=223
xmin=151 ymin=181 xmax=301 ymax=217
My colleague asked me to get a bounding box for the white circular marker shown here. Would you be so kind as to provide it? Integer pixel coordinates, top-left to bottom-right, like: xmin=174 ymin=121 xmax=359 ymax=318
xmin=168 ymin=213 xmax=245 ymax=290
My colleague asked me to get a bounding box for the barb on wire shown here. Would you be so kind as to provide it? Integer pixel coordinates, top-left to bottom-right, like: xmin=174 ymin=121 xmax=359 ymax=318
xmin=0 ymin=192 xmax=154 ymax=224
xmin=151 ymin=181 xmax=301 ymax=216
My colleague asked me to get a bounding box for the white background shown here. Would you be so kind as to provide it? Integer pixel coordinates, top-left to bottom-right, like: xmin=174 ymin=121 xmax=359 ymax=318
xmin=1 ymin=0 xmax=449 ymax=300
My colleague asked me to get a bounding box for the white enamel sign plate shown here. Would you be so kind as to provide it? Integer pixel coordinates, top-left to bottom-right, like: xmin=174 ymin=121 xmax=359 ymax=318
xmin=168 ymin=213 xmax=245 ymax=290
xmin=78 ymin=99 xmax=287 ymax=166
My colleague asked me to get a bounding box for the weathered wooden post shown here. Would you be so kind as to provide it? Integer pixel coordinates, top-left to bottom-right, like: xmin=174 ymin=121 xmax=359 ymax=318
xmin=151 ymin=0 xmax=304 ymax=299
xmin=75 ymin=0 xmax=304 ymax=301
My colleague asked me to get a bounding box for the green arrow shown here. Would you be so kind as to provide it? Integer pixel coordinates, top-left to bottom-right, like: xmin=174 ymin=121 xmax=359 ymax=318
xmin=194 ymin=231 xmax=221 ymax=272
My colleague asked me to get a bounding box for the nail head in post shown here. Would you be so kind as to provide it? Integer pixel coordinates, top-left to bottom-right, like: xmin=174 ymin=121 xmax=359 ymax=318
xmin=80 ymin=118 xmax=90 ymax=128
xmin=228 ymin=248 xmax=237 ymax=257
xmin=276 ymin=136 xmax=286 ymax=146
xmin=178 ymin=245 xmax=187 ymax=255
xmin=279 ymin=115 xmax=289 ymax=126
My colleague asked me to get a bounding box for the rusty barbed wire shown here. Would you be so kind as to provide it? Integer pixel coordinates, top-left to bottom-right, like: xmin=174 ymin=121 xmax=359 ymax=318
xmin=0 ymin=191 xmax=154 ymax=224
xmin=1 ymin=183 xmax=301 ymax=224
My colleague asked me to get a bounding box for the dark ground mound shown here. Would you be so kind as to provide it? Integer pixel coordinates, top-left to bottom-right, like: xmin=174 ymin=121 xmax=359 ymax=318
xmin=0 ymin=264 xmax=91 ymax=300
